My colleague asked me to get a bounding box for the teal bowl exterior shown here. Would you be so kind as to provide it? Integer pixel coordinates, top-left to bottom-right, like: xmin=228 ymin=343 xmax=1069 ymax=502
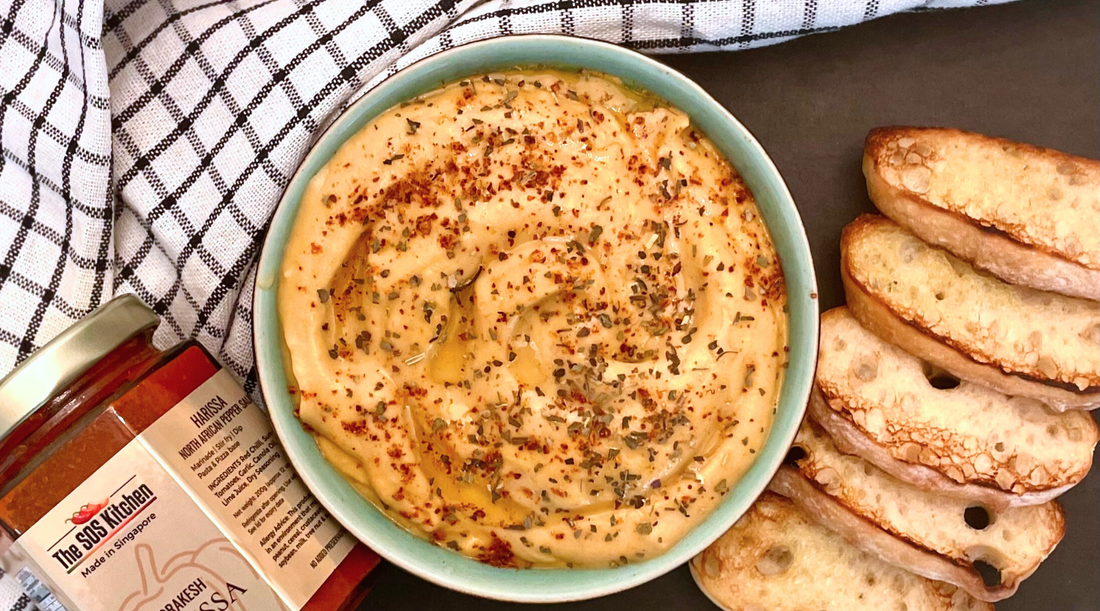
xmin=254 ymin=34 xmax=818 ymax=603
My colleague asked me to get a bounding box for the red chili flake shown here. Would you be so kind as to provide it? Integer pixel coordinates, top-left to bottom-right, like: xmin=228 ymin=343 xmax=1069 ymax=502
xmin=415 ymin=213 xmax=437 ymax=236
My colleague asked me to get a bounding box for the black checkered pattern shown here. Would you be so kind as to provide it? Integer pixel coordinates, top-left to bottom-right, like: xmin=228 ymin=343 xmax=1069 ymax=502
xmin=0 ymin=566 xmax=31 ymax=611
xmin=0 ymin=0 xmax=1015 ymax=605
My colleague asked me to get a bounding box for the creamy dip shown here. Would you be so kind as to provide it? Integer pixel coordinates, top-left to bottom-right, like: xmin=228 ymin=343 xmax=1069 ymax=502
xmin=279 ymin=70 xmax=788 ymax=568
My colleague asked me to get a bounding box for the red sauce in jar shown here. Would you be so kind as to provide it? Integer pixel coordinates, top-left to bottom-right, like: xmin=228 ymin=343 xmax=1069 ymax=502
xmin=0 ymin=297 xmax=378 ymax=610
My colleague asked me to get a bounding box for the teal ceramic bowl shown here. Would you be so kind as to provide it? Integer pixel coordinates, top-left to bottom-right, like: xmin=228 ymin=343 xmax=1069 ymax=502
xmin=254 ymin=34 xmax=818 ymax=603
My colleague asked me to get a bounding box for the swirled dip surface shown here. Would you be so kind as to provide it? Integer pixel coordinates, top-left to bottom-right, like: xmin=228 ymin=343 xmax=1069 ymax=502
xmin=279 ymin=71 xmax=788 ymax=568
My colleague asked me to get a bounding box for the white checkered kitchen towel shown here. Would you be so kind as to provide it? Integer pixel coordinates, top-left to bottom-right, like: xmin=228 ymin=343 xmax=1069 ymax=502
xmin=0 ymin=0 xmax=1011 ymax=607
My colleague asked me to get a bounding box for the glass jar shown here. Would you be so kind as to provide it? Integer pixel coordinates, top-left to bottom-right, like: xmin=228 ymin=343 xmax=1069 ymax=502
xmin=0 ymin=294 xmax=377 ymax=611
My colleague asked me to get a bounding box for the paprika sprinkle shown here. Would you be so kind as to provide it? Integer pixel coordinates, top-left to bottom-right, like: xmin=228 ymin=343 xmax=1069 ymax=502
xmin=0 ymin=294 xmax=378 ymax=611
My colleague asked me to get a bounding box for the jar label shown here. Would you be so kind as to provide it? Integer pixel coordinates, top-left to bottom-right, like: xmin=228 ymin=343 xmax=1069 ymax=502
xmin=10 ymin=369 xmax=355 ymax=611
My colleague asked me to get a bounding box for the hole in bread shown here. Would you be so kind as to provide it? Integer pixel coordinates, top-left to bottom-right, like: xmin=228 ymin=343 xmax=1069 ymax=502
xmin=853 ymin=357 xmax=878 ymax=382
xmin=934 ymin=291 xmax=945 ymax=301
xmin=921 ymin=362 xmax=960 ymax=390
xmin=1081 ymin=322 xmax=1100 ymax=344
xmin=755 ymin=546 xmax=793 ymax=576
xmin=783 ymin=445 xmax=807 ymax=466
xmin=973 ymin=560 xmax=1002 ymax=588
xmin=964 ymin=505 xmax=992 ymax=530
xmin=703 ymin=553 xmax=721 ymax=578
xmin=928 ymin=372 xmax=960 ymax=390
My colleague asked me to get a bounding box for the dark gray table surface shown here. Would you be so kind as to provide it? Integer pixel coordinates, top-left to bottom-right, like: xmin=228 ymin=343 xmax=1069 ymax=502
xmin=358 ymin=1 xmax=1100 ymax=609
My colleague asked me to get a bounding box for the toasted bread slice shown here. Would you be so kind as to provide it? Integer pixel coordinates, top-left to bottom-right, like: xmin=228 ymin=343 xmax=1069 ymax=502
xmin=691 ymin=492 xmax=992 ymax=611
xmin=815 ymin=307 xmax=1097 ymax=502
xmin=864 ymin=127 xmax=1099 ymax=299
xmin=842 ymin=215 xmax=1099 ymax=410
xmin=781 ymin=420 xmax=1065 ymax=602
xmin=809 ymin=389 xmax=1071 ymax=511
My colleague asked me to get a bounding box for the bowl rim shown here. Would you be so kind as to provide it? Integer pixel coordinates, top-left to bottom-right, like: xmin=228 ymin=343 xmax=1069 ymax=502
xmin=254 ymin=33 xmax=818 ymax=603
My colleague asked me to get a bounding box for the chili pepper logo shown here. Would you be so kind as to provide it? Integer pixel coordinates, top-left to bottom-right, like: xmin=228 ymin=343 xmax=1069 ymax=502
xmin=66 ymin=498 xmax=109 ymax=525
